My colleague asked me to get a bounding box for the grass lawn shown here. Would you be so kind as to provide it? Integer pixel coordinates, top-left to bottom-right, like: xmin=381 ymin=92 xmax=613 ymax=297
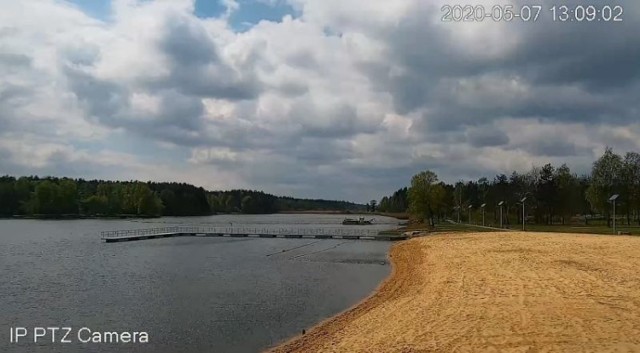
xmin=388 ymin=218 xmax=640 ymax=236
xmin=392 ymin=221 xmax=497 ymax=234
xmin=432 ymin=223 xmax=498 ymax=233
xmin=373 ymin=212 xmax=410 ymax=220
xmin=427 ymin=221 xmax=640 ymax=236
xmin=523 ymin=223 xmax=640 ymax=235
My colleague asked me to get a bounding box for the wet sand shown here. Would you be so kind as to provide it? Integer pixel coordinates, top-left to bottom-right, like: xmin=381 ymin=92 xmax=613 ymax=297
xmin=269 ymin=232 xmax=640 ymax=352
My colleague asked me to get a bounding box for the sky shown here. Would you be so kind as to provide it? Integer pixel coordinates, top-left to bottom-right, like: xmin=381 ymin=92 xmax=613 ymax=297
xmin=1 ymin=0 xmax=639 ymax=203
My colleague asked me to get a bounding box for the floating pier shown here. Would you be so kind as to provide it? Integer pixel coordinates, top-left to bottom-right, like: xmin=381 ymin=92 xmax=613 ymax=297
xmin=100 ymin=226 xmax=407 ymax=243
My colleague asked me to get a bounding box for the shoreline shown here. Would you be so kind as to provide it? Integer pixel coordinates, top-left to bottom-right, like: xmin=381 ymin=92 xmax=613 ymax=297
xmin=0 ymin=214 xmax=163 ymax=220
xmin=1 ymin=211 xmax=384 ymax=221
xmin=268 ymin=232 xmax=640 ymax=352
xmin=266 ymin=238 xmax=411 ymax=353
xmin=278 ymin=210 xmax=408 ymax=219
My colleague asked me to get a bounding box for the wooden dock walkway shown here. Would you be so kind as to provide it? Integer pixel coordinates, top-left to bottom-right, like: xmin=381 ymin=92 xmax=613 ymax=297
xmin=100 ymin=226 xmax=407 ymax=243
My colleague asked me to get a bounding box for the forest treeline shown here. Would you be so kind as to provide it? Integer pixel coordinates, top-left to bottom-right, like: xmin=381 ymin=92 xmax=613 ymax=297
xmin=0 ymin=177 xmax=364 ymax=217
xmin=378 ymin=148 xmax=640 ymax=227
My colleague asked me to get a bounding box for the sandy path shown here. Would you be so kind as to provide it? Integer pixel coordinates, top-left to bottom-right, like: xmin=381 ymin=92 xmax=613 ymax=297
xmin=269 ymin=232 xmax=640 ymax=352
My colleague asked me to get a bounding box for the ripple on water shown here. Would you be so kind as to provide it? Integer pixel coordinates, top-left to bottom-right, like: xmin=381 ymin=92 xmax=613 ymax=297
xmin=0 ymin=214 xmax=396 ymax=353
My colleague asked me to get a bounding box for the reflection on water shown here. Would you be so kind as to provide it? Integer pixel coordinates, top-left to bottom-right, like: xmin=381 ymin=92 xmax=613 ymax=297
xmin=0 ymin=214 xmax=397 ymax=353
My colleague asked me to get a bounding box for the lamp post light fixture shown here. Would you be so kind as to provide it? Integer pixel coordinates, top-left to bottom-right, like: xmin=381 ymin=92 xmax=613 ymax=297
xmin=480 ymin=203 xmax=487 ymax=226
xmin=520 ymin=197 xmax=527 ymax=231
xmin=609 ymin=194 xmax=620 ymax=234
xmin=498 ymin=201 xmax=504 ymax=228
xmin=468 ymin=205 xmax=473 ymax=225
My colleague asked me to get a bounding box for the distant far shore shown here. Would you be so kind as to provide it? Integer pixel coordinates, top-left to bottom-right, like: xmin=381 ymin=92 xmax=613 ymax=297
xmin=0 ymin=211 xmax=408 ymax=221
xmin=0 ymin=214 xmax=165 ymax=220
xmin=278 ymin=210 xmax=353 ymax=214
xmin=278 ymin=210 xmax=409 ymax=220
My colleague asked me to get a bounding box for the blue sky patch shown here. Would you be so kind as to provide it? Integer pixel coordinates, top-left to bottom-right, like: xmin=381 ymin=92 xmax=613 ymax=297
xmin=66 ymin=0 xmax=112 ymax=20
xmin=66 ymin=0 xmax=297 ymax=30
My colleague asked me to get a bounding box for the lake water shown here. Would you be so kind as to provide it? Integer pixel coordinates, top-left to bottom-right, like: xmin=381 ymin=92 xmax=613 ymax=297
xmin=0 ymin=214 xmax=398 ymax=353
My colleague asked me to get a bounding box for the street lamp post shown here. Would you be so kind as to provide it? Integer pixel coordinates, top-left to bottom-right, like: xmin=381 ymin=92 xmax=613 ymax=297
xmin=468 ymin=205 xmax=473 ymax=225
xmin=481 ymin=203 xmax=486 ymax=226
xmin=609 ymin=194 xmax=619 ymax=235
xmin=498 ymin=201 xmax=504 ymax=228
xmin=520 ymin=197 xmax=527 ymax=231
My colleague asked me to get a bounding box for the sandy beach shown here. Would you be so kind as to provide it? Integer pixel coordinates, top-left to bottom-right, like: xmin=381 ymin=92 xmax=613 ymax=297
xmin=269 ymin=232 xmax=640 ymax=352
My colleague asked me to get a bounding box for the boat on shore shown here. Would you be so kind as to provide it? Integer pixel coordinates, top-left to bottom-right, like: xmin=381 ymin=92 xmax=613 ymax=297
xmin=342 ymin=217 xmax=375 ymax=225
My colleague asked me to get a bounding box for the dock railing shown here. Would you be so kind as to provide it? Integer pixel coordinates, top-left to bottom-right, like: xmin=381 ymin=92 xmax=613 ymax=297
xmin=100 ymin=226 xmax=385 ymax=240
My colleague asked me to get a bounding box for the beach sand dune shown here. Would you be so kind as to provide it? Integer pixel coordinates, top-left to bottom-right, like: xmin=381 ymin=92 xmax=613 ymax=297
xmin=269 ymin=232 xmax=640 ymax=352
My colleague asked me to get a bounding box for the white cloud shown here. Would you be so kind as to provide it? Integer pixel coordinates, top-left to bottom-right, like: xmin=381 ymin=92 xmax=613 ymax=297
xmin=0 ymin=0 xmax=639 ymax=202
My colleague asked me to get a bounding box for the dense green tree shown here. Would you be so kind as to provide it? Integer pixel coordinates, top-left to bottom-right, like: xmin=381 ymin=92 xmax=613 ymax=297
xmin=408 ymin=170 xmax=445 ymax=226
xmin=378 ymin=187 xmax=408 ymax=213
xmin=379 ymin=148 xmax=640 ymax=227
xmin=31 ymin=180 xmax=61 ymax=214
xmin=241 ymin=195 xmax=255 ymax=213
xmin=58 ymin=179 xmax=79 ymax=214
xmin=369 ymin=200 xmax=377 ymax=212
xmin=622 ymin=152 xmax=640 ymax=225
xmin=0 ymin=177 xmax=19 ymax=215
xmin=0 ymin=176 xmax=366 ymax=218
xmin=11 ymin=146 xmax=640 ymax=223
xmin=379 ymin=196 xmax=389 ymax=211
xmin=554 ymin=164 xmax=580 ymax=224
xmin=137 ymin=189 xmax=163 ymax=216
xmin=536 ymin=164 xmax=557 ymax=224
xmin=586 ymin=148 xmax=624 ymax=226
xmin=81 ymin=195 xmax=108 ymax=215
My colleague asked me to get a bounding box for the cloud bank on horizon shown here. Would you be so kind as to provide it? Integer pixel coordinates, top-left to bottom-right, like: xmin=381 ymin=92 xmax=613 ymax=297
xmin=1 ymin=0 xmax=639 ymax=203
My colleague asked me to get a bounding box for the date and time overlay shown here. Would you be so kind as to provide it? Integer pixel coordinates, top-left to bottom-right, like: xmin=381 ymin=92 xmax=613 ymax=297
xmin=441 ymin=4 xmax=624 ymax=22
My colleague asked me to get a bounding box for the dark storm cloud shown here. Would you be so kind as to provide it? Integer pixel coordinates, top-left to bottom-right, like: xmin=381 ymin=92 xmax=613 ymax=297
xmin=61 ymin=12 xmax=266 ymax=147
xmin=191 ymin=125 xmax=357 ymax=166
xmin=160 ymin=14 xmax=219 ymax=66
xmin=289 ymin=100 xmax=381 ymax=138
xmin=151 ymin=66 xmax=262 ymax=100
xmin=286 ymin=50 xmax=319 ymax=70
xmin=65 ymin=67 xmax=212 ymax=147
xmin=466 ymin=126 xmax=509 ymax=148
xmin=0 ymin=53 xmax=32 ymax=67
xmin=62 ymin=45 xmax=100 ymax=66
xmin=341 ymin=164 xmax=422 ymax=183
xmin=510 ymin=17 xmax=640 ymax=90
xmin=416 ymin=82 xmax=639 ymax=135
xmin=0 ymin=156 xmax=27 ymax=176
xmin=204 ymin=120 xmax=281 ymax=149
xmin=411 ymin=153 xmax=501 ymax=183
xmin=511 ymin=138 xmax=592 ymax=158
xmin=0 ymin=84 xmax=31 ymax=106
xmin=65 ymin=67 xmax=129 ymax=121
xmin=275 ymin=81 xmax=309 ymax=96
xmin=293 ymin=137 xmax=354 ymax=163
xmin=0 ymin=61 xmax=34 ymax=133
xmin=148 ymin=14 xmax=263 ymax=100
xmin=358 ymin=0 xmax=640 ymax=133
xmin=155 ymin=90 xmax=204 ymax=131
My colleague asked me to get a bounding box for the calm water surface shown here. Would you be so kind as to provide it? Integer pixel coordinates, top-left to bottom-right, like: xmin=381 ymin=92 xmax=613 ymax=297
xmin=0 ymin=214 xmax=398 ymax=353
